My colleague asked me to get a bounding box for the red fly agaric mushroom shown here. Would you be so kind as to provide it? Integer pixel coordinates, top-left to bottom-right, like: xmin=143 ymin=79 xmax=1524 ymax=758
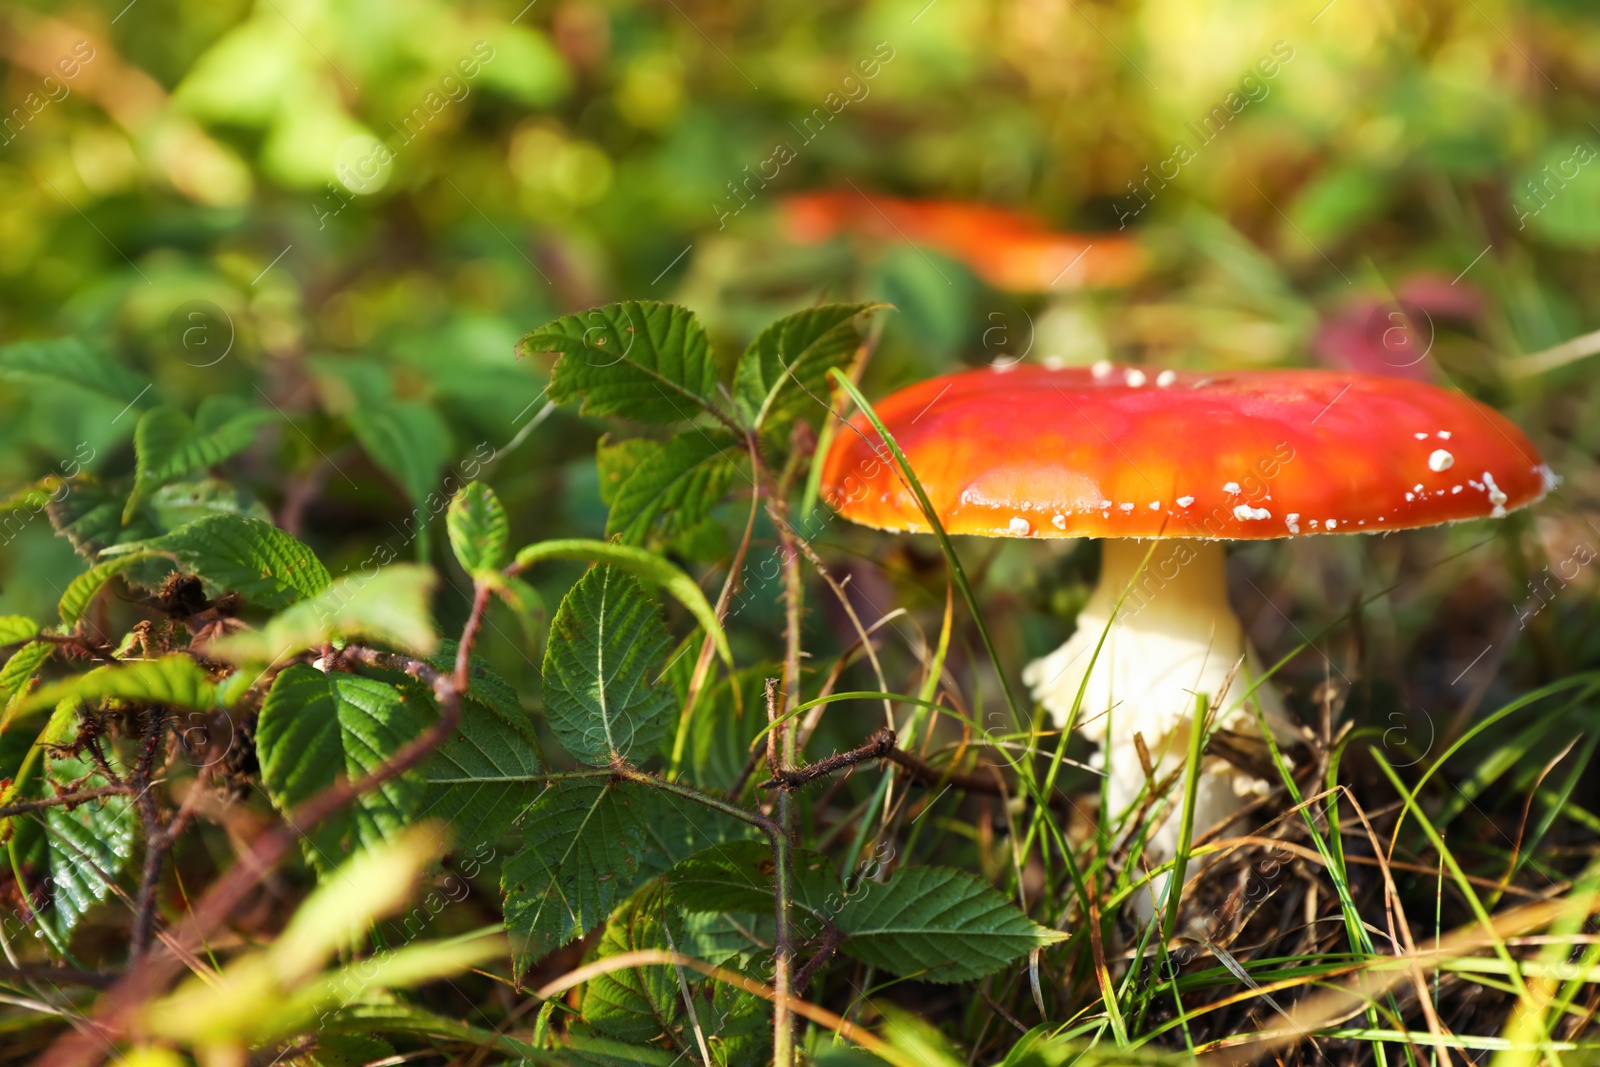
xmin=820 ymin=363 xmax=1552 ymax=906
xmin=782 ymin=191 xmax=1145 ymax=291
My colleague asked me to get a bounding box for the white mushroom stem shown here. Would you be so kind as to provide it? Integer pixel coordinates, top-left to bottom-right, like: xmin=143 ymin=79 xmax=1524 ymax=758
xmin=1022 ymin=539 xmax=1298 ymax=917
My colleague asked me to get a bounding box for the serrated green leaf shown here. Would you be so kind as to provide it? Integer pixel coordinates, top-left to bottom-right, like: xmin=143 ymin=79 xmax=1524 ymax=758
xmin=447 ymin=482 xmax=509 ymax=574
xmin=124 ymin=398 xmax=272 ymax=521
xmin=501 ymin=778 xmax=649 ymax=970
xmin=146 ymin=478 xmax=272 ymax=532
xmin=48 ymin=477 xmax=159 ymax=562
xmin=835 ymin=867 xmax=1067 ymax=982
xmin=0 ymin=616 xmax=37 ymax=645
xmin=207 ymin=564 xmax=438 ymax=664
xmin=59 ymin=551 xmax=162 ymax=626
xmin=43 ymin=721 xmax=137 ymax=939
xmin=418 ymin=647 xmax=544 ymax=846
xmin=734 ymin=303 xmax=885 ymax=433
xmin=0 ymin=640 xmax=53 ymax=708
xmin=582 ymin=882 xmax=684 ymax=1045
xmin=15 ymin=655 xmax=221 ymax=717
xmin=543 ymin=566 xmax=675 ymax=767
xmin=513 ymin=539 xmax=730 ymax=667
xmin=0 ymin=337 xmax=146 ymax=404
xmin=106 ymin=514 xmax=330 ymax=610
xmin=664 ymin=840 xmax=839 ymax=920
xmin=523 ymin=301 xmax=724 ymax=425
xmin=597 ymin=435 xmax=659 ymax=507
xmin=605 ymin=432 xmax=739 ymax=545
xmin=257 ymin=665 xmax=430 ymax=875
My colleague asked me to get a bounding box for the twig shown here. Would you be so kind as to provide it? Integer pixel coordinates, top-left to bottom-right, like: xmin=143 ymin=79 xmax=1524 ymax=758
xmin=761 ymin=728 xmax=897 ymax=792
xmin=0 ymin=786 xmax=128 ymax=820
xmin=129 ymin=709 xmax=168 ymax=957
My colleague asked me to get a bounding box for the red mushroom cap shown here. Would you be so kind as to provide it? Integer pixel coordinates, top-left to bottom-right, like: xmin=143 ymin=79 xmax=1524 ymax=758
xmin=781 ymin=192 xmax=1144 ymax=291
xmin=820 ymin=364 xmax=1551 ymax=540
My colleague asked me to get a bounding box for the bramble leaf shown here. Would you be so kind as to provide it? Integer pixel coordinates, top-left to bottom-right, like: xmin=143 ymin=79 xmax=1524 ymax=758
xmin=106 ymin=514 xmax=330 ymax=611
xmin=734 ymin=303 xmax=885 ymax=434
xmin=15 ymin=655 xmax=221 ymax=716
xmin=834 ymin=867 xmax=1067 ymax=982
xmin=542 ymin=566 xmax=674 ymax=767
xmin=257 ymin=665 xmax=429 ymax=875
xmin=604 ymin=433 xmax=739 ymax=545
xmin=447 ymin=482 xmax=509 ymax=574
xmin=523 ymin=301 xmax=723 ymax=424
xmin=0 ymin=337 xmax=146 ymax=405
xmin=43 ymin=721 xmax=137 ymax=939
xmin=581 ymin=883 xmax=683 ymax=1045
xmin=501 ymin=778 xmax=649 ymax=971
xmin=207 ymin=564 xmax=437 ymax=663
xmin=124 ymin=398 xmax=271 ymax=521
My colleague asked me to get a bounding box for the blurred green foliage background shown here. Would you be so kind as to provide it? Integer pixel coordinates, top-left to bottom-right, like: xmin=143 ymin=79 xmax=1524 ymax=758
xmin=2 ymin=0 xmax=1598 ymax=695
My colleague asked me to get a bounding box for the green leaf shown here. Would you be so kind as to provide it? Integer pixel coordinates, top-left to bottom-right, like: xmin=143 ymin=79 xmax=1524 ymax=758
xmin=0 ymin=640 xmax=53 ymax=708
xmin=513 ymin=539 xmax=730 ymax=667
xmin=43 ymin=721 xmax=137 ymax=939
xmin=0 ymin=337 xmax=146 ymax=404
xmin=107 ymin=514 xmax=330 ymax=610
xmin=59 ymin=551 xmax=161 ymax=626
xmin=146 ymin=478 xmax=273 ymax=532
xmin=581 ymin=883 xmax=683 ymax=1045
xmin=834 ymin=867 xmax=1067 ymax=982
xmin=257 ymin=665 xmax=429 ymax=874
xmin=596 ymin=435 xmax=659 ymax=507
xmin=446 ymin=482 xmax=509 ymax=575
xmin=605 ymin=433 xmax=739 ymax=545
xmin=16 ymin=655 xmax=221 ymax=717
xmin=348 ymin=401 xmax=453 ymax=530
xmin=0 ymin=616 xmax=38 ymax=645
xmin=523 ymin=301 xmax=724 ymax=424
xmin=420 ymin=650 xmax=544 ymax=846
xmin=124 ymin=398 xmax=272 ymax=521
xmin=664 ymin=840 xmax=838 ymax=921
xmin=207 ymin=564 xmax=437 ymax=664
xmin=543 ymin=566 xmax=675 ymax=767
xmin=48 ymin=477 xmax=159 ymax=561
xmin=501 ymin=778 xmax=649 ymax=970
xmin=734 ymin=303 xmax=884 ymax=433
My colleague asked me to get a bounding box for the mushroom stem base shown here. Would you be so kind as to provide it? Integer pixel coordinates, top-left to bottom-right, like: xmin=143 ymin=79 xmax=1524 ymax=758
xmin=1022 ymin=539 xmax=1296 ymax=919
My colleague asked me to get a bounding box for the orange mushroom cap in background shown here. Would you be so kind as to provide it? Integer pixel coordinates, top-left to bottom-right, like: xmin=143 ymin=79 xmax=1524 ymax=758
xmin=820 ymin=363 xmax=1551 ymax=541
xmin=781 ymin=191 xmax=1145 ymax=291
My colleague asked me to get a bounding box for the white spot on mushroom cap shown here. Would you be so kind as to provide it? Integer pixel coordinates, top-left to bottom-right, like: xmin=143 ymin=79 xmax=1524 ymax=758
xmin=1051 ymin=513 xmax=1066 ymax=530
xmin=1125 ymin=368 xmax=1147 ymax=387
xmin=1176 ymin=495 xmax=1195 ymax=507
xmin=1405 ymin=492 xmax=1414 ymax=501
xmin=1091 ymin=360 xmax=1113 ymax=379
xmin=1483 ymin=471 xmax=1507 ymax=518
xmin=1326 ymin=519 xmax=1339 ymax=530
xmin=1234 ymin=504 xmax=1271 ymax=521
xmin=1286 ymin=512 xmax=1301 ymax=534
xmin=1009 ymin=516 xmax=1032 ymax=536
xmin=1223 ymin=481 xmax=1241 ymax=494
xmin=1539 ymin=465 xmax=1560 ymax=492
xmin=1119 ymin=502 xmax=1134 ymax=512
xmin=1414 ymin=432 xmax=1429 ymax=440
xmin=1428 ymin=449 xmax=1454 ymax=472
xmin=1099 ymin=498 xmax=1112 ymax=509
xmin=1451 ymin=485 xmax=1462 ymax=494
xmin=1148 ymin=500 xmax=1160 ymax=510
xmin=1156 ymin=369 xmax=1177 ymax=387
xmin=1438 ymin=430 xmax=1451 ymax=439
